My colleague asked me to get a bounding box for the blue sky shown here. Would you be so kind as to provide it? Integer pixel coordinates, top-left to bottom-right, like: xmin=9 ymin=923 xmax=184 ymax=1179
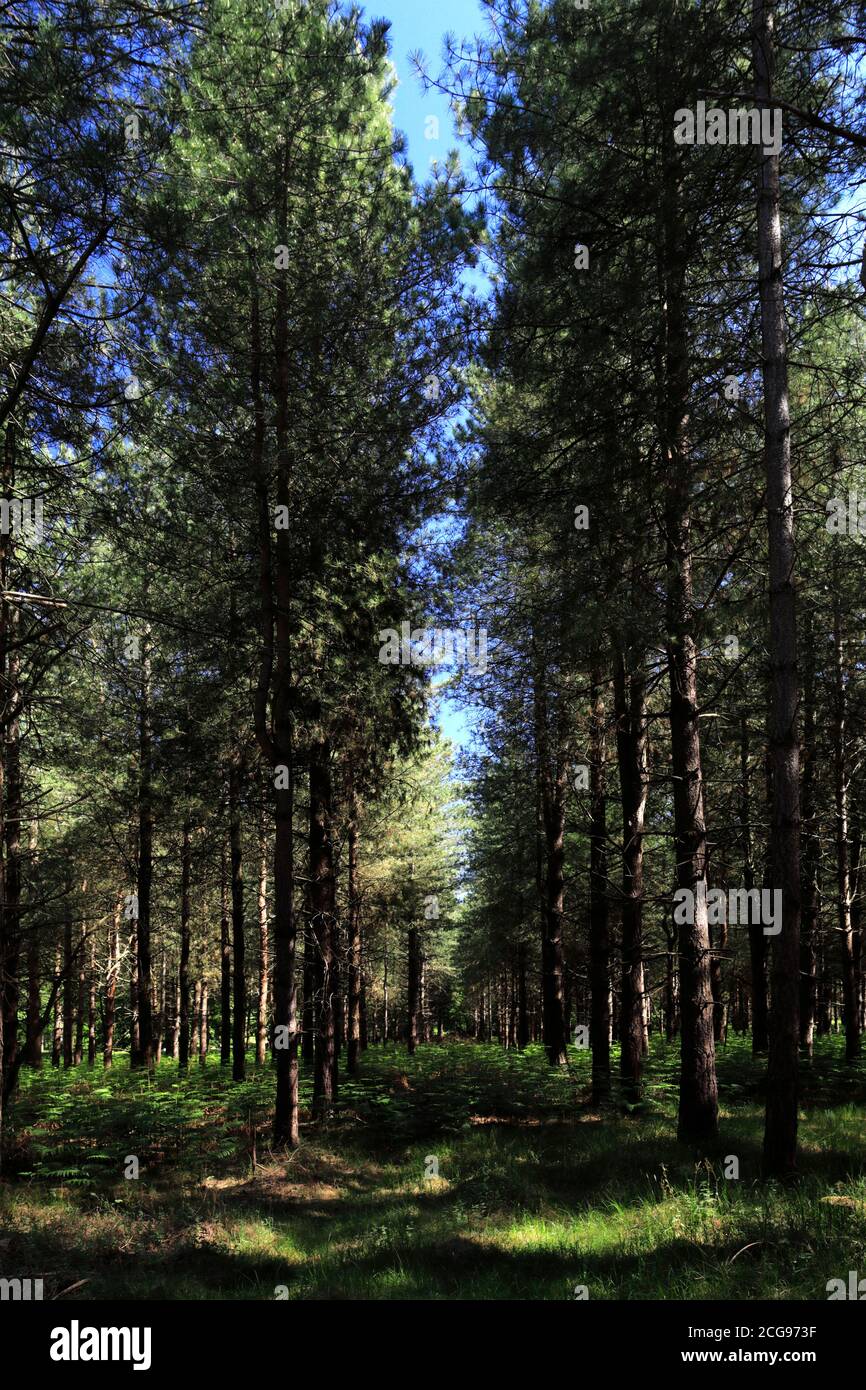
xmin=375 ymin=0 xmax=490 ymax=756
xmin=379 ymin=0 xmax=487 ymax=170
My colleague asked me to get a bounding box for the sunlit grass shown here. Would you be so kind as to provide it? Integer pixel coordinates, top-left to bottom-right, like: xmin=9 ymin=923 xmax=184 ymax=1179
xmin=1 ymin=1036 xmax=864 ymax=1299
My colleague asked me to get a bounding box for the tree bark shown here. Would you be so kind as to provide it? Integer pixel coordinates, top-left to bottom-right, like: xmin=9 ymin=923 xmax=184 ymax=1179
xmin=87 ymin=934 xmax=97 ymax=1066
xmin=346 ymin=786 xmax=362 ymax=1074
xmin=359 ymin=967 xmax=368 ymax=1051
xmin=153 ymin=948 xmax=165 ymax=1064
xmin=517 ymin=939 xmax=529 ymax=1049
xmin=799 ymin=614 xmax=819 ymax=1055
xmin=256 ymin=806 xmax=269 ymax=1067
xmin=309 ymin=739 xmax=337 ymax=1113
xmin=407 ymin=924 xmax=419 ymax=1056
xmin=220 ymin=842 xmax=231 ymax=1065
xmin=249 ymin=235 xmax=299 ymax=1147
xmin=198 ymin=980 xmax=209 ymax=1061
xmin=178 ymin=815 xmax=192 ymax=1071
xmin=302 ymin=922 xmax=314 ymax=1063
xmin=589 ymin=660 xmax=611 ymax=1104
xmin=129 ymin=915 xmax=139 ymax=1063
xmin=832 ymin=586 xmax=859 ymax=1060
xmin=52 ymin=944 xmax=62 ymax=1067
xmin=665 ymin=916 xmax=679 ymax=1041
xmin=134 ymin=619 xmax=154 ymax=1069
xmin=104 ymin=893 xmax=120 ymax=1068
xmin=754 ymin=0 xmax=802 ymax=1179
xmin=63 ymin=888 xmax=74 ymax=1068
xmin=191 ymin=980 xmax=201 ymax=1057
xmin=24 ymin=821 xmax=42 ymax=1067
xmin=658 ymin=116 xmax=718 ymax=1144
xmin=230 ymin=758 xmax=246 ymax=1081
xmin=614 ymin=649 xmax=648 ymax=1104
xmin=0 ymin=434 xmax=22 ymax=1105
xmin=74 ymin=923 xmax=85 ymax=1065
xmin=533 ymin=651 xmax=568 ymax=1066
xmin=741 ymin=715 xmax=768 ymax=1054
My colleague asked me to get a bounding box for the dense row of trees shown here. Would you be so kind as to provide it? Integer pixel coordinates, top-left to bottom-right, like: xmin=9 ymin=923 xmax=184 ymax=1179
xmin=0 ymin=0 xmax=470 ymax=1158
xmin=1 ymin=0 xmax=864 ymax=1185
xmin=448 ymin=0 xmax=866 ymax=1178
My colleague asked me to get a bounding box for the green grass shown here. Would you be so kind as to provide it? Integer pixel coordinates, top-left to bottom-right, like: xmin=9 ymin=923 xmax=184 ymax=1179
xmin=1 ymin=1036 xmax=865 ymax=1300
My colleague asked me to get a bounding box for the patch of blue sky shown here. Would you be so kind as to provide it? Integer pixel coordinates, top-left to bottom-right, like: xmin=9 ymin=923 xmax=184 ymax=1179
xmin=373 ymin=0 xmax=492 ymax=760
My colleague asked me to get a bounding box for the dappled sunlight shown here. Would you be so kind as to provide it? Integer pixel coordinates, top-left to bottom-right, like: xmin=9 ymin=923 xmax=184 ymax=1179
xmin=3 ymin=1040 xmax=865 ymax=1299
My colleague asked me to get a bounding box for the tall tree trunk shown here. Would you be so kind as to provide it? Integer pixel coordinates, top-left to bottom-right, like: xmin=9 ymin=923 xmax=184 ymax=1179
xmin=230 ymin=757 xmax=246 ymax=1081
xmin=104 ymin=894 xmax=119 ymax=1068
xmin=198 ymin=980 xmax=209 ymax=1061
xmin=754 ymin=0 xmax=802 ymax=1179
xmin=220 ymin=843 xmax=231 ymax=1065
xmin=178 ymin=814 xmax=191 ymax=1071
xmin=710 ymin=915 xmax=727 ymax=1045
xmin=153 ymin=948 xmax=165 ymax=1064
xmin=129 ymin=916 xmax=140 ymax=1064
xmin=272 ymin=764 xmax=298 ymax=1143
xmin=250 ymin=241 xmax=299 ymax=1147
xmin=407 ymin=925 xmax=419 ymax=1056
xmin=135 ymin=619 xmax=154 ymax=1070
xmin=589 ymin=660 xmax=611 ymax=1104
xmin=1 ymin=613 xmax=22 ymax=1099
xmin=614 ymin=648 xmax=648 ymax=1104
xmin=832 ymin=587 xmax=859 ymax=1061
xmin=74 ymin=923 xmax=85 ymax=1065
xmin=799 ymin=614 xmax=819 ymax=1055
xmin=665 ymin=918 xmax=679 ymax=1040
xmin=346 ymin=787 xmax=362 ymax=1074
xmin=421 ymin=952 xmax=430 ymax=1043
xmin=172 ymin=976 xmax=181 ymax=1058
xmin=0 ymin=423 xmax=21 ymax=1114
xmin=302 ymin=924 xmax=314 ymax=1063
xmin=852 ymin=817 xmax=863 ymax=1033
xmin=52 ymin=944 xmax=62 ymax=1067
xmin=256 ymin=806 xmax=269 ymax=1067
xmin=191 ymin=976 xmax=201 ymax=1061
xmin=87 ymin=934 xmax=97 ymax=1066
xmin=24 ymin=821 xmax=42 ymax=1067
xmin=741 ymin=715 xmax=768 ymax=1054
xmin=309 ymin=739 xmax=337 ymax=1113
xmin=63 ymin=889 xmax=74 ymax=1068
xmin=164 ymin=968 xmax=177 ymax=1061
xmin=517 ymin=939 xmax=529 ymax=1049
xmin=533 ymin=652 xmax=567 ymax=1066
xmin=359 ymin=967 xmax=368 ymax=1051
xmin=658 ymin=116 xmax=718 ymax=1144
xmin=0 ymin=426 xmax=9 ymax=1133
xmin=271 ymin=178 xmax=299 ymax=1142
xmin=333 ymin=918 xmax=344 ymax=1059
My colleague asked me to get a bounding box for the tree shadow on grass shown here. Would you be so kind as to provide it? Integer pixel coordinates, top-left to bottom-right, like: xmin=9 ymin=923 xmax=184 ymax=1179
xmin=2 ymin=1172 xmax=859 ymax=1300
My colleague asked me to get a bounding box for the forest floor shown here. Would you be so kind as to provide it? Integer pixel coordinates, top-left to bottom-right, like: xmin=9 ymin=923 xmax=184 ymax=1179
xmin=1 ymin=1037 xmax=865 ymax=1300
